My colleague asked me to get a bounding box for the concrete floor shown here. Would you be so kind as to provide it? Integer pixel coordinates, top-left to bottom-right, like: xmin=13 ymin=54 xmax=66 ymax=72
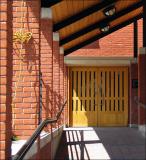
xmin=55 ymin=127 xmax=146 ymax=160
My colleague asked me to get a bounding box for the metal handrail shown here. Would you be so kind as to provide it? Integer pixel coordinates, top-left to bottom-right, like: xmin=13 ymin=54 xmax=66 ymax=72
xmin=134 ymin=96 xmax=146 ymax=109
xmin=12 ymin=100 xmax=67 ymax=160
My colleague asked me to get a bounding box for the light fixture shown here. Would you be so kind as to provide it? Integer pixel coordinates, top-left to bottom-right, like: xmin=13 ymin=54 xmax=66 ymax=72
xmin=103 ymin=5 xmax=116 ymax=16
xmin=100 ymin=25 xmax=110 ymax=32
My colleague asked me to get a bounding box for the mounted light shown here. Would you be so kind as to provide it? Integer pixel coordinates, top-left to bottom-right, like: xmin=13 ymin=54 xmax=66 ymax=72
xmin=103 ymin=5 xmax=116 ymax=16
xmin=100 ymin=25 xmax=110 ymax=32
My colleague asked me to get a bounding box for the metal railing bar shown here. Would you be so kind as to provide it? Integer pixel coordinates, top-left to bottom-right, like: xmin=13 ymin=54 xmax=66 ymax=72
xmin=12 ymin=100 xmax=67 ymax=160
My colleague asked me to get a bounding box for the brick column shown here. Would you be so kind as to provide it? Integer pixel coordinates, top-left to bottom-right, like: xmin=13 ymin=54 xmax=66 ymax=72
xmin=138 ymin=48 xmax=146 ymax=135
xmin=52 ymin=33 xmax=60 ymax=126
xmin=59 ymin=47 xmax=64 ymax=124
xmin=40 ymin=8 xmax=53 ymax=121
xmin=0 ymin=0 xmax=12 ymax=158
xmin=12 ymin=0 xmax=40 ymax=139
xmin=64 ymin=66 xmax=68 ymax=126
xmin=129 ymin=59 xmax=138 ymax=127
xmin=59 ymin=47 xmax=64 ymax=104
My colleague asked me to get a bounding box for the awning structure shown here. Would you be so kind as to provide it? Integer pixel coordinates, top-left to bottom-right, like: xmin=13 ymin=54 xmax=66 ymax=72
xmin=41 ymin=0 xmax=143 ymax=56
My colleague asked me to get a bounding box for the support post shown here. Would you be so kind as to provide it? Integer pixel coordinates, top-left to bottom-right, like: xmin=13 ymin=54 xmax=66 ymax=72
xmin=134 ymin=21 xmax=138 ymax=58
xmin=138 ymin=47 xmax=146 ymax=136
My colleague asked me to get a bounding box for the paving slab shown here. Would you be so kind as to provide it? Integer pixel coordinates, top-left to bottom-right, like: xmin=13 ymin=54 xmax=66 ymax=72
xmin=56 ymin=127 xmax=146 ymax=160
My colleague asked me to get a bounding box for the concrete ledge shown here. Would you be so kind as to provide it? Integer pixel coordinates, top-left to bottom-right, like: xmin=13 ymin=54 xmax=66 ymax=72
xmin=12 ymin=125 xmax=64 ymax=159
xmin=41 ymin=8 xmax=52 ymax=19
xmin=129 ymin=124 xmax=138 ymax=128
xmin=60 ymin=47 xmax=64 ymax=55
xmin=64 ymin=56 xmax=134 ymax=66
xmin=138 ymin=125 xmax=146 ymax=137
xmin=53 ymin=33 xmax=59 ymax=41
xmin=130 ymin=58 xmax=138 ymax=64
xmin=139 ymin=47 xmax=146 ymax=55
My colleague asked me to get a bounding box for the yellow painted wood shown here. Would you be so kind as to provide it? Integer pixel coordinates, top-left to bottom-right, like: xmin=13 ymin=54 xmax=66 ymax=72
xmin=120 ymin=71 xmax=123 ymax=112
xmin=86 ymin=71 xmax=90 ymax=112
xmin=106 ymin=71 xmax=109 ymax=112
xmin=115 ymin=71 xmax=118 ymax=112
xmin=69 ymin=67 xmax=128 ymax=127
xmin=82 ymin=71 xmax=85 ymax=111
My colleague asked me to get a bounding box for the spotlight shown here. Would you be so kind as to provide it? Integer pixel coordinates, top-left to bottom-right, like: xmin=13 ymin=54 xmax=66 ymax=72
xmin=100 ymin=25 xmax=110 ymax=32
xmin=103 ymin=5 xmax=116 ymax=16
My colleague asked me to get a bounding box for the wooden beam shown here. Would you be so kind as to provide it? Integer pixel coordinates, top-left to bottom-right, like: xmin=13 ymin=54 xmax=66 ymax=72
xmin=64 ymin=14 xmax=143 ymax=56
xmin=60 ymin=1 xmax=143 ymax=45
xmin=134 ymin=21 xmax=138 ymax=58
xmin=53 ymin=0 xmax=117 ymax=31
xmin=41 ymin=0 xmax=61 ymax=8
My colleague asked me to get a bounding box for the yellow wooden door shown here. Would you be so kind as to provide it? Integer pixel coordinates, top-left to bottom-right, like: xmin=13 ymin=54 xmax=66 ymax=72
xmin=69 ymin=67 xmax=128 ymax=127
xmin=97 ymin=67 xmax=128 ymax=126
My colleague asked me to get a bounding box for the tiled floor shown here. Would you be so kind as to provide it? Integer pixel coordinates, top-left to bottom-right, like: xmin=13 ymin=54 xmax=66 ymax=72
xmin=55 ymin=127 xmax=146 ymax=160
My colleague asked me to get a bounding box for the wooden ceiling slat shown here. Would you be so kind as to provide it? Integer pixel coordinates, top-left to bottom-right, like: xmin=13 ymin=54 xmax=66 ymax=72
xmin=58 ymin=0 xmax=139 ymax=41
xmin=60 ymin=0 xmax=143 ymax=45
xmin=53 ymin=2 xmax=68 ymax=24
xmin=41 ymin=0 xmax=61 ymax=8
xmin=112 ymin=7 xmax=142 ymax=27
xmin=64 ymin=13 xmax=143 ymax=56
xmin=64 ymin=29 xmax=100 ymax=50
xmin=53 ymin=0 xmax=117 ymax=31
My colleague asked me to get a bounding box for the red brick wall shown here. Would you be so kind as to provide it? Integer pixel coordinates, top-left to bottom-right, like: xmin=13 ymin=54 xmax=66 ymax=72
xmin=138 ymin=54 xmax=146 ymax=124
xmin=64 ymin=66 xmax=68 ymax=125
xmin=138 ymin=19 xmax=143 ymax=52
xmin=130 ymin=62 xmax=138 ymax=125
xmin=40 ymin=18 xmax=53 ymax=132
xmin=0 ymin=1 xmax=7 ymax=158
xmin=12 ymin=0 xmax=40 ymax=139
xmin=0 ymin=0 xmax=13 ymax=159
xmin=59 ymin=53 xmax=65 ymax=124
xmin=0 ymin=0 xmax=68 ymax=158
xmin=53 ymin=36 xmax=60 ymax=125
xmin=67 ymin=20 xmax=143 ymax=57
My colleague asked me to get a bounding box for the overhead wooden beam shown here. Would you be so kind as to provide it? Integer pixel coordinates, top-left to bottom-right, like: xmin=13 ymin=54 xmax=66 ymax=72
xmin=60 ymin=1 xmax=143 ymax=46
xmin=41 ymin=0 xmax=61 ymax=8
xmin=53 ymin=0 xmax=117 ymax=32
xmin=64 ymin=14 xmax=143 ymax=56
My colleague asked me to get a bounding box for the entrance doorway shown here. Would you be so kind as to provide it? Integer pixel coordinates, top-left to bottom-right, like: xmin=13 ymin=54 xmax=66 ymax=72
xmin=69 ymin=67 xmax=128 ymax=127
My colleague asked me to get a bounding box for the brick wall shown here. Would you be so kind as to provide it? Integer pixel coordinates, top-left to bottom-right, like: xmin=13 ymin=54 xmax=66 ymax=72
xmin=59 ymin=53 xmax=65 ymax=124
xmin=130 ymin=62 xmax=138 ymax=125
xmin=138 ymin=53 xmax=146 ymax=124
xmin=53 ymin=35 xmax=60 ymax=125
xmin=0 ymin=0 xmax=68 ymax=158
xmin=67 ymin=20 xmax=142 ymax=57
xmin=12 ymin=0 xmax=40 ymax=139
xmin=0 ymin=0 xmax=12 ymax=159
xmin=64 ymin=66 xmax=68 ymax=125
xmin=138 ymin=19 xmax=143 ymax=51
xmin=40 ymin=19 xmax=53 ymax=124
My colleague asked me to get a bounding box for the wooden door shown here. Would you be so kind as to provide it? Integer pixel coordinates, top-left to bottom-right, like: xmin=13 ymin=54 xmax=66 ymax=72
xmin=97 ymin=67 xmax=128 ymax=126
xmin=69 ymin=67 xmax=128 ymax=127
